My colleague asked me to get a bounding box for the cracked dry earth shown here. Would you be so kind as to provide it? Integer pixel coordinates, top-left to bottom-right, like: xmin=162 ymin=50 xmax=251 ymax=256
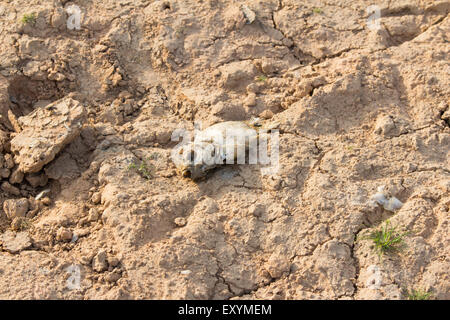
xmin=0 ymin=0 xmax=449 ymax=300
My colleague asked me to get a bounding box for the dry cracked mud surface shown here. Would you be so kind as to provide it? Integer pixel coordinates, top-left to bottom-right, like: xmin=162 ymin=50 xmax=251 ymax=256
xmin=0 ymin=0 xmax=448 ymax=300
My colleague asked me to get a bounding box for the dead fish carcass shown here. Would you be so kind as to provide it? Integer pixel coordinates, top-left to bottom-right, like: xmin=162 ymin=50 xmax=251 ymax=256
xmin=172 ymin=120 xmax=269 ymax=180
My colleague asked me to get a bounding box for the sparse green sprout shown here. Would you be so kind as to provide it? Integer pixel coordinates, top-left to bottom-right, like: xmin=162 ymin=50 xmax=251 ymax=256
xmin=256 ymin=75 xmax=268 ymax=82
xmin=127 ymin=158 xmax=155 ymax=180
xmin=407 ymin=288 xmax=432 ymax=300
xmin=21 ymin=13 xmax=36 ymax=25
xmin=362 ymin=220 xmax=408 ymax=257
xmin=313 ymin=8 xmax=323 ymax=14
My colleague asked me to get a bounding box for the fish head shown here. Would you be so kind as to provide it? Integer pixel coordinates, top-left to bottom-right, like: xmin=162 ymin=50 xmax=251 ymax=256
xmin=173 ymin=142 xmax=224 ymax=180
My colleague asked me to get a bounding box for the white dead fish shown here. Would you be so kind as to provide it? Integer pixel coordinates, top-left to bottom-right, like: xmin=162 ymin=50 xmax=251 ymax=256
xmin=172 ymin=121 xmax=257 ymax=180
xmin=172 ymin=119 xmax=280 ymax=180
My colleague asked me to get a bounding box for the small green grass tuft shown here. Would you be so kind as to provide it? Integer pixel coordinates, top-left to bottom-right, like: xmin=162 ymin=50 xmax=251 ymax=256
xmin=256 ymin=75 xmax=268 ymax=82
xmin=407 ymin=288 xmax=432 ymax=300
xmin=313 ymin=8 xmax=323 ymax=14
xmin=361 ymin=220 xmax=409 ymax=257
xmin=21 ymin=13 xmax=36 ymax=24
xmin=127 ymin=158 xmax=155 ymax=180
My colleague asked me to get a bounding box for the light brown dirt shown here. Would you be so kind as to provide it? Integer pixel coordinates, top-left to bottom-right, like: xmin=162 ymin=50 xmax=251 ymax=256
xmin=0 ymin=0 xmax=448 ymax=300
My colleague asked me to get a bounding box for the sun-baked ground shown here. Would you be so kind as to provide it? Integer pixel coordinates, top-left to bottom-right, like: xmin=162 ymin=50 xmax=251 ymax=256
xmin=0 ymin=0 xmax=448 ymax=299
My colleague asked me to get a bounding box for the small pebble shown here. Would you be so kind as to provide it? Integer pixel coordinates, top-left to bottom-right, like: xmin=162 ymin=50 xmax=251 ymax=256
xmin=174 ymin=217 xmax=187 ymax=227
xmin=91 ymin=192 xmax=101 ymax=204
xmin=57 ymin=227 xmax=73 ymax=242
xmin=180 ymin=270 xmax=192 ymax=275
xmin=41 ymin=197 xmax=52 ymax=206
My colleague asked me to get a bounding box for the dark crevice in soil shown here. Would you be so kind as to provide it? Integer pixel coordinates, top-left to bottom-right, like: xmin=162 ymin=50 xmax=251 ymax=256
xmin=439 ymin=109 xmax=450 ymax=128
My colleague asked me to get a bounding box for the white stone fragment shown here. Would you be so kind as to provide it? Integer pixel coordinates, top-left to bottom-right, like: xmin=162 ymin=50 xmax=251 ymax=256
xmin=241 ymin=4 xmax=256 ymax=24
xmin=383 ymin=197 xmax=403 ymax=212
xmin=369 ymin=185 xmax=403 ymax=212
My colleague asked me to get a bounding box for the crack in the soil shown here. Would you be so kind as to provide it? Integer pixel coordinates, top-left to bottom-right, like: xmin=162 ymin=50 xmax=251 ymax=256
xmin=383 ymin=13 xmax=448 ymax=47
xmin=269 ymin=1 xmax=317 ymax=66
xmin=439 ymin=108 xmax=450 ymax=128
